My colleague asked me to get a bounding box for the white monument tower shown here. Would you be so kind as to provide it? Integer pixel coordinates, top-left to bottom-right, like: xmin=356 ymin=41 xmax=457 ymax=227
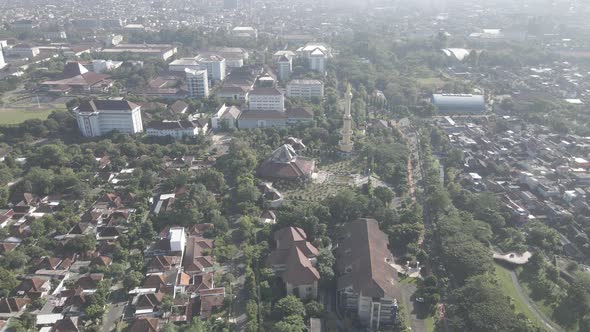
xmin=0 ymin=45 xmax=5 ymax=69
xmin=338 ymin=83 xmax=354 ymax=154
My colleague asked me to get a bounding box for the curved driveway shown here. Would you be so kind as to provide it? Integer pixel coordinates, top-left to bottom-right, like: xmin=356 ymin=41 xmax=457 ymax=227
xmin=508 ymin=270 xmax=561 ymax=332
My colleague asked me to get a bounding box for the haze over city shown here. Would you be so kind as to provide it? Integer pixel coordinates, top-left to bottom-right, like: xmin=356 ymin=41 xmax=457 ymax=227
xmin=0 ymin=1 xmax=588 ymax=332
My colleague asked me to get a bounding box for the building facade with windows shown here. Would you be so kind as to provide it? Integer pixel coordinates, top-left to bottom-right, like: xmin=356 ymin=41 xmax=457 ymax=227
xmin=336 ymin=218 xmax=399 ymax=330
xmin=186 ymin=69 xmax=209 ymax=99
xmin=248 ymin=87 xmax=285 ymax=111
xmin=146 ymin=120 xmax=208 ymax=139
xmin=286 ymin=80 xmax=324 ymax=100
xmin=74 ymin=99 xmax=143 ymax=137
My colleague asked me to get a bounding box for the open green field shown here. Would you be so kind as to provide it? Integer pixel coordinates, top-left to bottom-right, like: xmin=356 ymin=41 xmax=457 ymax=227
xmin=424 ymin=315 xmax=435 ymax=332
xmin=494 ymin=264 xmax=547 ymax=329
xmin=0 ymin=108 xmax=54 ymax=125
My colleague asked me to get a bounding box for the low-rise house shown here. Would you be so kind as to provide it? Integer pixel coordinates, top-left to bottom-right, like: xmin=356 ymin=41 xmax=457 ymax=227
xmin=90 ymin=255 xmax=112 ymax=267
xmin=133 ymin=292 xmax=165 ymax=315
xmin=0 ymin=297 xmax=30 ymax=316
xmin=60 ymin=287 xmax=89 ymax=313
xmin=12 ymin=193 xmax=38 ymax=214
xmin=147 ymin=256 xmax=181 ymax=273
xmin=52 ymin=317 xmax=80 ymax=332
xmin=74 ymin=273 xmax=104 ymax=290
xmin=168 ymin=101 xmax=190 ymax=115
xmin=212 ymin=104 xmax=241 ymax=130
xmin=267 ymin=227 xmax=320 ymax=299
xmin=197 ymin=288 xmax=225 ymax=319
xmin=0 ymin=209 xmax=15 ymax=228
xmin=142 ymin=273 xmax=176 ymax=294
xmin=15 ymin=277 xmax=51 ymax=298
xmin=183 ymin=236 xmax=215 ymax=275
xmin=259 ymin=210 xmax=276 ymax=224
xmin=129 ymin=317 xmax=160 ymax=332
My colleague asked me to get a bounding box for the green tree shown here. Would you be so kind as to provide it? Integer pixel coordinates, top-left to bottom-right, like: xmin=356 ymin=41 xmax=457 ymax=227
xmin=123 ymin=271 xmax=143 ymax=290
xmin=85 ymin=303 xmax=106 ymax=321
xmin=275 ymin=295 xmax=306 ymax=319
xmin=23 ymin=167 xmax=55 ymax=195
xmin=274 ymin=315 xmax=306 ymax=332
xmin=326 ymin=189 xmax=368 ymax=223
xmin=316 ymin=248 xmax=335 ymax=281
xmin=373 ymin=186 xmax=394 ymax=206
xmin=448 ymin=275 xmax=534 ymax=331
xmin=305 ymin=300 xmax=325 ymax=318
xmin=0 ymin=267 xmax=18 ymax=297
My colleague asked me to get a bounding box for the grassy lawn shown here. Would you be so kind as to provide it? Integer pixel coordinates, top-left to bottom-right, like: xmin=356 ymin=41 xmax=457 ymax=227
xmin=494 ymin=264 xmax=546 ymax=328
xmin=518 ymin=276 xmax=574 ymax=332
xmin=424 ymin=315 xmax=435 ymax=332
xmin=0 ymin=108 xmax=54 ymax=125
xmin=416 ymin=77 xmax=448 ymax=89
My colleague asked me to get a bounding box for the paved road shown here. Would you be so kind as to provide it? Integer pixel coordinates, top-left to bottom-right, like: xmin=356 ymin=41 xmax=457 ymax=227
xmin=398 ymin=281 xmax=427 ymax=332
xmin=101 ymin=288 xmax=128 ymax=332
xmin=508 ymin=270 xmax=561 ymax=332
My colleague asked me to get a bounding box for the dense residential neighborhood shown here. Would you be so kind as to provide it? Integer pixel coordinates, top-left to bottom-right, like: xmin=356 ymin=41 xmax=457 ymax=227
xmin=0 ymin=0 xmax=589 ymax=332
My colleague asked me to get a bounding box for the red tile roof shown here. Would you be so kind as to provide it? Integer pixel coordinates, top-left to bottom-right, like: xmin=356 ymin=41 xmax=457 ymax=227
xmin=336 ymin=218 xmax=399 ymax=300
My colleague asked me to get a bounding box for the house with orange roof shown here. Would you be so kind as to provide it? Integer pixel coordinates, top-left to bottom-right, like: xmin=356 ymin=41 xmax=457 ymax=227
xmin=267 ymin=227 xmax=320 ymax=299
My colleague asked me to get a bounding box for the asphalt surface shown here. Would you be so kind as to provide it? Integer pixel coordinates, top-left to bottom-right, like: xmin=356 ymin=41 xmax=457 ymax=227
xmin=508 ymin=270 xmax=561 ymax=332
xmin=101 ymin=288 xmax=128 ymax=332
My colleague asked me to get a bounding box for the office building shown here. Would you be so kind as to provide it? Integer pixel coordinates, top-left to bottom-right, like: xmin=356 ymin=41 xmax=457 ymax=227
xmin=186 ymin=69 xmax=209 ymax=99
xmin=0 ymin=45 xmax=5 ymax=69
xmin=248 ymin=87 xmax=284 ymax=111
xmin=74 ymin=99 xmax=143 ymax=137
xmin=146 ymin=120 xmax=208 ymax=139
xmin=286 ymin=80 xmax=324 ymax=100
xmin=309 ymin=49 xmax=327 ymax=74
xmin=277 ymin=55 xmax=292 ymax=81
xmin=198 ymin=55 xmax=226 ymax=82
xmin=336 ymin=218 xmax=399 ymax=330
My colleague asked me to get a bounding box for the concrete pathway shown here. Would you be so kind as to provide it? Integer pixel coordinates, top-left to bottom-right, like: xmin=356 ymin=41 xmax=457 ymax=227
xmin=508 ymin=270 xmax=561 ymax=332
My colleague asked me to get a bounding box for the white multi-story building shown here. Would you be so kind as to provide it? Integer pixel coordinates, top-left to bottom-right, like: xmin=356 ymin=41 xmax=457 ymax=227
xmin=168 ymin=57 xmax=201 ymax=72
xmin=286 ymin=80 xmax=324 ymax=100
xmin=169 ymin=227 xmax=186 ymax=253
xmin=248 ymin=88 xmax=285 ymax=111
xmin=232 ymin=26 xmax=258 ymax=39
xmin=309 ymin=49 xmax=327 ymax=74
xmin=74 ymin=99 xmax=143 ymax=137
xmin=170 ymin=55 xmax=226 ymax=83
xmin=277 ymin=55 xmax=292 ymax=81
xmin=198 ymin=55 xmax=226 ymax=82
xmin=186 ymin=68 xmax=209 ymax=99
xmin=0 ymin=45 xmax=5 ymax=69
xmin=146 ymin=120 xmax=208 ymax=139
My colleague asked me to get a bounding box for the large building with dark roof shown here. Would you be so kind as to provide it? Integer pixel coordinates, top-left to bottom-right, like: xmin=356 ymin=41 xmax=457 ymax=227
xmin=432 ymin=94 xmax=486 ymax=114
xmin=336 ymin=218 xmax=399 ymax=330
xmin=257 ymin=144 xmax=315 ymax=181
xmin=41 ymin=62 xmax=113 ymax=94
xmin=73 ymin=99 xmax=143 ymax=137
